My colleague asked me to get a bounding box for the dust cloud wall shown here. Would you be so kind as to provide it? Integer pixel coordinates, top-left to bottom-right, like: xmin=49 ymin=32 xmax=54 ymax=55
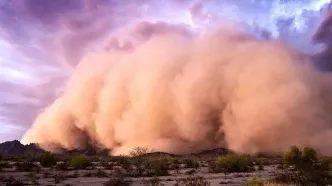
xmin=21 ymin=24 xmax=332 ymax=156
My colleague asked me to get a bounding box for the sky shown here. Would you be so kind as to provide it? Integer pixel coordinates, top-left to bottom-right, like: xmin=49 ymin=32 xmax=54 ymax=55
xmin=0 ymin=0 xmax=331 ymax=143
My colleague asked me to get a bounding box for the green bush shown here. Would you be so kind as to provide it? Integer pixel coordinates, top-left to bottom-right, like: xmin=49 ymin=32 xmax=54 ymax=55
xmin=39 ymin=152 xmax=57 ymax=167
xmin=283 ymin=146 xmax=302 ymax=169
xmin=274 ymin=146 xmax=332 ymax=185
xmin=213 ymin=154 xmax=255 ymax=173
xmin=247 ymin=178 xmax=264 ymax=186
xmin=130 ymin=154 xmax=170 ymax=177
xmin=69 ymin=155 xmax=91 ymax=169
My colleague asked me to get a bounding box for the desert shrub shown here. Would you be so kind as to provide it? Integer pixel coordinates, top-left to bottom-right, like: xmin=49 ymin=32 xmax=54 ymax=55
xmin=283 ymin=146 xmax=302 ymax=169
xmin=27 ymin=172 xmax=39 ymax=185
xmin=144 ymin=177 xmax=164 ymax=186
xmin=175 ymin=176 xmax=210 ymax=186
xmin=207 ymin=160 xmax=218 ymax=173
xmin=129 ymin=157 xmax=145 ymax=177
xmin=247 ymin=178 xmax=265 ymax=186
xmin=257 ymin=164 xmax=264 ymax=171
xmin=90 ymin=156 xmax=100 ymax=162
xmin=69 ymin=155 xmax=91 ymax=169
xmin=67 ymin=171 xmax=79 ymax=178
xmin=0 ymin=175 xmax=5 ymax=181
xmin=4 ymin=156 xmax=20 ymax=162
xmin=109 ymin=156 xmax=128 ymax=164
xmin=276 ymin=164 xmax=283 ymax=170
xmin=54 ymin=176 xmax=60 ymax=184
xmin=43 ymin=171 xmax=52 ymax=178
xmin=54 ymin=172 xmax=67 ymax=184
xmin=103 ymin=172 xmax=130 ymax=186
xmin=169 ymin=157 xmax=180 ymax=164
xmin=168 ymin=157 xmax=181 ymax=170
xmin=212 ymin=154 xmax=255 ymax=173
xmin=274 ymin=146 xmax=332 ymax=185
xmin=4 ymin=176 xmax=23 ymax=186
xmin=145 ymin=156 xmax=170 ymax=176
xmin=102 ymin=162 xmax=113 ymax=170
xmin=15 ymin=161 xmax=40 ymax=172
xmin=183 ymin=158 xmax=199 ymax=169
xmin=39 ymin=152 xmax=57 ymax=167
xmin=170 ymin=163 xmax=180 ymax=173
xmin=185 ymin=169 xmax=196 ymax=175
xmin=83 ymin=171 xmax=93 ymax=177
xmin=56 ymin=162 xmax=69 ymax=171
xmin=104 ymin=178 xmax=130 ymax=186
xmin=110 ymin=156 xmax=131 ymax=170
xmin=0 ymin=162 xmax=10 ymax=169
xmin=130 ymin=147 xmax=150 ymax=157
xmin=95 ymin=169 xmax=108 ymax=177
xmin=130 ymin=154 xmax=170 ymax=177
xmin=252 ymin=158 xmax=265 ymax=171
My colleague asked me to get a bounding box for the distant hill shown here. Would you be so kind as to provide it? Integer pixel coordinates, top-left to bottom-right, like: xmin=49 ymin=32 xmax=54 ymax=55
xmin=0 ymin=140 xmax=44 ymax=156
xmin=0 ymin=140 xmax=228 ymax=158
xmin=0 ymin=140 xmax=109 ymax=157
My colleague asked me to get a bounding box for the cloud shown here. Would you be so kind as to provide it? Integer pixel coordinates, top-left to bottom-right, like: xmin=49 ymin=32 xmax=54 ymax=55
xmin=22 ymin=24 xmax=332 ymax=156
xmin=0 ymin=0 xmax=332 ymax=149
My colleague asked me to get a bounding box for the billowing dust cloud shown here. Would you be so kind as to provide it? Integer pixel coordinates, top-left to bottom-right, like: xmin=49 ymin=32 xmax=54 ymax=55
xmin=21 ymin=24 xmax=332 ymax=156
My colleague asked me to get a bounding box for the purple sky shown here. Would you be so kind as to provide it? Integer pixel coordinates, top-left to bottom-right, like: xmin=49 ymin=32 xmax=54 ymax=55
xmin=0 ymin=0 xmax=330 ymax=142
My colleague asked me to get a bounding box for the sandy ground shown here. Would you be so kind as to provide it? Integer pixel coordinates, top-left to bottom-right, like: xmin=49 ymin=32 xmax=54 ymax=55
xmin=0 ymin=162 xmax=278 ymax=186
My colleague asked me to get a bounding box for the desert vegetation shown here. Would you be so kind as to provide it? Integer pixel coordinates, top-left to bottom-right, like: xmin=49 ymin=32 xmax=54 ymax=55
xmin=0 ymin=146 xmax=331 ymax=185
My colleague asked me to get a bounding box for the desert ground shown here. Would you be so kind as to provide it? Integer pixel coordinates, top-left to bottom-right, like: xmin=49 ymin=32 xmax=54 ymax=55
xmin=0 ymin=147 xmax=330 ymax=186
